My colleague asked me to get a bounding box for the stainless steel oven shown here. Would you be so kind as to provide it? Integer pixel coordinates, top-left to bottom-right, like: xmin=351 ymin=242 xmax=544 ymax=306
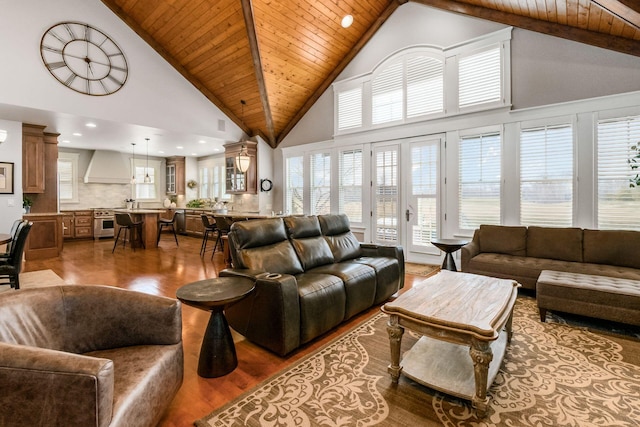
xmin=93 ymin=209 xmax=115 ymax=239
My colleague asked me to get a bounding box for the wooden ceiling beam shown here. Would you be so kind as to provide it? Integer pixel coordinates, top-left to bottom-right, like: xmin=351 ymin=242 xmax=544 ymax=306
xmin=591 ymin=0 xmax=640 ymax=30
xmin=100 ymin=0 xmax=251 ymax=137
xmin=411 ymin=0 xmax=640 ymax=57
xmin=241 ymin=0 xmax=276 ymax=147
xmin=275 ymin=0 xmax=408 ymax=146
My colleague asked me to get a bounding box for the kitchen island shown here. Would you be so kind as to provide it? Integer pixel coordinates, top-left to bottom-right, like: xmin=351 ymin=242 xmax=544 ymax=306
xmin=113 ymin=209 xmax=166 ymax=249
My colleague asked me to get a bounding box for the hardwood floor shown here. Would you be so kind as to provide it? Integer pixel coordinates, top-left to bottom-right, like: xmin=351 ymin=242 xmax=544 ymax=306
xmin=23 ymin=234 xmax=425 ymax=427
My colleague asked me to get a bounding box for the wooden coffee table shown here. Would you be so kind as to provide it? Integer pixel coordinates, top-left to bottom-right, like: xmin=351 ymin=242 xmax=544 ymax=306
xmin=176 ymin=277 xmax=254 ymax=378
xmin=381 ymin=271 xmax=519 ymax=416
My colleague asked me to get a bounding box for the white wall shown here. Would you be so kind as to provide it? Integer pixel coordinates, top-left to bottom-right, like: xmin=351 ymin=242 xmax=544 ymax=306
xmin=0 ymin=120 xmax=25 ymax=231
xmin=281 ymin=2 xmax=640 ymax=150
xmin=0 ymin=0 xmax=242 ymax=142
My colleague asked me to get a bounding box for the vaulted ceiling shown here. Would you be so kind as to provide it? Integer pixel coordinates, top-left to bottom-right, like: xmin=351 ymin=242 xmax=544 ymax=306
xmin=100 ymin=0 xmax=640 ymax=148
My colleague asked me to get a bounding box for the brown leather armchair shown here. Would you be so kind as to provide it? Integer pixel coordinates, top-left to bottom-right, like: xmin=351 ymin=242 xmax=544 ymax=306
xmin=0 ymin=285 xmax=183 ymax=427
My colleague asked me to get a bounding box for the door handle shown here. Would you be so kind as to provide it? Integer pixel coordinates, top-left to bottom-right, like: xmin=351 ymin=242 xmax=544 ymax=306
xmin=406 ymin=209 xmax=410 ymax=221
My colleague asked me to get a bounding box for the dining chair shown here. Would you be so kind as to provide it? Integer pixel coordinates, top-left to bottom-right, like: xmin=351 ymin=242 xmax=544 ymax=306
xmin=211 ymin=216 xmax=232 ymax=259
xmin=157 ymin=210 xmax=179 ymax=246
xmin=0 ymin=221 xmax=32 ymax=289
xmin=200 ymin=215 xmax=218 ymax=256
xmin=1 ymin=219 xmax=24 ymax=259
xmin=112 ymin=213 xmax=145 ymax=252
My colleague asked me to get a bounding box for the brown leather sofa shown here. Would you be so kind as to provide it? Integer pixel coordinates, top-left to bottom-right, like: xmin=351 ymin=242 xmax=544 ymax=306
xmin=0 ymin=285 xmax=183 ymax=427
xmin=221 ymin=214 xmax=404 ymax=356
xmin=461 ymin=225 xmax=640 ymax=290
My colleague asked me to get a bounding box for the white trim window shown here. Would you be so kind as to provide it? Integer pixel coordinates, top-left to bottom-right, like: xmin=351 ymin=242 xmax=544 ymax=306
xmin=458 ymin=131 xmax=502 ymax=230
xmin=339 ymin=148 xmax=363 ymax=223
xmin=310 ymin=152 xmax=331 ymax=215
xmin=58 ymin=152 xmax=79 ymax=203
xmin=597 ymin=114 xmax=640 ymax=230
xmin=134 ymin=158 xmax=161 ymax=201
xmin=520 ymin=123 xmax=574 ymax=227
xmin=333 ymin=28 xmax=511 ymax=135
xmin=285 ymin=155 xmax=304 ymax=215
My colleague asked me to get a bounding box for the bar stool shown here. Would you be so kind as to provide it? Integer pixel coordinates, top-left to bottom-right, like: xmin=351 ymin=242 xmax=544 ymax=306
xmin=211 ymin=216 xmax=232 ymax=259
xmin=113 ymin=213 xmax=145 ymax=252
xmin=157 ymin=211 xmax=179 ymax=246
xmin=200 ymin=214 xmax=218 ymax=256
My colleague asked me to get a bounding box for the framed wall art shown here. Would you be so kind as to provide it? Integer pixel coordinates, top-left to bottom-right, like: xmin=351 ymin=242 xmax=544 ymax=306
xmin=0 ymin=162 xmax=14 ymax=194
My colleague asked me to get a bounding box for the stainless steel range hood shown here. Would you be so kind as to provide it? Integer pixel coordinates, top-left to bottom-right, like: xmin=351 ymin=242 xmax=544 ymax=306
xmin=83 ymin=150 xmax=131 ymax=184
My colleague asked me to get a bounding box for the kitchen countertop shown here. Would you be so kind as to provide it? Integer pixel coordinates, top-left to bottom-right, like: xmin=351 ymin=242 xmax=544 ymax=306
xmin=113 ymin=208 xmax=167 ymax=214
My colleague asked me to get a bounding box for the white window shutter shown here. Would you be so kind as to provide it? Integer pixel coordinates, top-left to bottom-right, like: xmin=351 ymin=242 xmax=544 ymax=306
xmin=337 ymin=87 xmax=362 ymax=130
xmin=459 ymin=132 xmax=501 ymax=229
xmin=406 ymin=56 xmax=444 ymax=117
xmin=597 ymin=115 xmax=640 ymax=230
xmin=372 ymin=61 xmax=403 ymax=124
xmin=459 ymin=46 xmax=501 ymax=108
xmin=520 ymin=124 xmax=573 ymax=227
xmin=338 ymin=149 xmax=363 ymax=223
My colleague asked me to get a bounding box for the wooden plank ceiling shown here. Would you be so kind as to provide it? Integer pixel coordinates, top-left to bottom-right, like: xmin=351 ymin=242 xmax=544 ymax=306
xmin=100 ymin=0 xmax=640 ymax=148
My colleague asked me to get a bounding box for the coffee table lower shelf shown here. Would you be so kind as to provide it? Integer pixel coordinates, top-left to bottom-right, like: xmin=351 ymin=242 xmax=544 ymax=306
xmin=401 ymin=330 xmax=508 ymax=402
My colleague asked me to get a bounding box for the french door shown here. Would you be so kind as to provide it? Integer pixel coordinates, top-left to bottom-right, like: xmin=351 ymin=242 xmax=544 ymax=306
xmin=371 ymin=136 xmax=442 ymax=261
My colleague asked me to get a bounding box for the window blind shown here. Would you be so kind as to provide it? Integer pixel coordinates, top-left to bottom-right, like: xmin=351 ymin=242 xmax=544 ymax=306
xmin=372 ymin=61 xmax=403 ymax=124
xmin=285 ymin=156 xmax=304 ymax=215
xmin=520 ymin=124 xmax=573 ymax=227
xmin=459 ymin=46 xmax=501 ymax=108
xmin=375 ymin=149 xmax=398 ymax=242
xmin=310 ymin=152 xmax=331 ymax=215
xmin=411 ymin=143 xmax=438 ymax=246
xmin=597 ymin=115 xmax=640 ymax=230
xmin=58 ymin=158 xmax=73 ymax=201
xmin=459 ymin=132 xmax=501 ymax=229
xmin=406 ymin=56 xmax=444 ymax=117
xmin=339 ymin=149 xmax=363 ymax=223
xmin=337 ymin=86 xmax=363 ymax=130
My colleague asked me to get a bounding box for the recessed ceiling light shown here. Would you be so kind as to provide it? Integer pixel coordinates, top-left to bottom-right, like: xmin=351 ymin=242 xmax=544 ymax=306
xmin=191 ymin=153 xmax=197 ymax=156
xmin=214 ymin=148 xmax=220 ymax=152
xmin=176 ymin=146 xmax=183 ymax=149
xmin=62 ymin=140 xmax=71 ymax=143
xmin=85 ymin=123 xmax=96 ymax=128
xmin=198 ymin=140 xmax=206 ymax=144
xmin=341 ymin=14 xmax=353 ymax=28
xmin=72 ymin=132 xmax=82 ymax=137
xmin=158 ymin=150 xmax=165 ymax=154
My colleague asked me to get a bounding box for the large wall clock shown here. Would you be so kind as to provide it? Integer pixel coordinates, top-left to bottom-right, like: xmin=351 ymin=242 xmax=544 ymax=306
xmin=40 ymin=22 xmax=128 ymax=96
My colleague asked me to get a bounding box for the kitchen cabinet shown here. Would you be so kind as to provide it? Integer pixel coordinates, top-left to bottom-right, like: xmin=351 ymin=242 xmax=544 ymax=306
xmin=22 ymin=124 xmax=46 ymax=193
xmin=61 ymin=210 xmax=94 ymax=239
xmin=224 ymin=141 xmax=257 ymax=194
xmin=23 ymin=213 xmax=63 ymax=260
xmin=166 ymin=156 xmax=185 ymax=195
xmin=184 ymin=210 xmax=205 ymax=236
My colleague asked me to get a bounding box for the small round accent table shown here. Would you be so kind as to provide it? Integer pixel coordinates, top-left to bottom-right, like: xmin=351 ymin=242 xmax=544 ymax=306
xmin=431 ymin=238 xmax=469 ymax=271
xmin=176 ymin=277 xmax=254 ymax=378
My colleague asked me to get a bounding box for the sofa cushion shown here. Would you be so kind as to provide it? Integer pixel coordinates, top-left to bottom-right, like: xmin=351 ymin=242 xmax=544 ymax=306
xmin=478 ymin=225 xmax=527 ymax=256
xmin=526 ymin=226 xmax=583 ymax=262
xmin=290 ymin=236 xmax=335 ymax=270
xmin=236 ymin=240 xmax=304 ymax=275
xmin=295 ymin=273 xmax=346 ymax=344
xmin=583 ymin=229 xmax=640 ymax=269
xmin=352 ymin=256 xmax=401 ymax=304
xmin=318 ymin=214 xmax=362 ymax=261
xmin=231 ymin=218 xmax=287 ymax=249
xmin=284 ymin=216 xmax=322 ymax=238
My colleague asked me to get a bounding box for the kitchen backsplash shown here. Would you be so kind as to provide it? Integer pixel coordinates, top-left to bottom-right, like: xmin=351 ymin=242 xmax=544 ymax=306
xmin=61 ymin=181 xmax=260 ymax=211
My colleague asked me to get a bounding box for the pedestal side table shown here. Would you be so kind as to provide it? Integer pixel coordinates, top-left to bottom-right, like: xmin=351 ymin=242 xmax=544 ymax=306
xmin=176 ymin=277 xmax=254 ymax=378
xmin=431 ymin=238 xmax=469 ymax=271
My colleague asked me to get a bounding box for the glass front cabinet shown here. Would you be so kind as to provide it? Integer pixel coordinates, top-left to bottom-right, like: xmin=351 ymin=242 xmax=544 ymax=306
xmin=224 ymin=141 xmax=257 ymax=194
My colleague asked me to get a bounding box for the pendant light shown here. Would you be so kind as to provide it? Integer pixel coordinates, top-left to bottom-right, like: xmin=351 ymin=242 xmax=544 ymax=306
xmin=144 ymin=138 xmax=151 ymax=183
xmin=130 ymin=142 xmax=136 ymax=184
xmin=235 ymin=99 xmax=251 ymax=173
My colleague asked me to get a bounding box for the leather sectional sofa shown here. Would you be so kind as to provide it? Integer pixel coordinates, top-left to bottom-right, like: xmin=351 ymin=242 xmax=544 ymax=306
xmin=221 ymin=214 xmax=404 ymax=356
xmin=461 ymin=224 xmax=640 ymax=326
xmin=0 ymin=285 xmax=183 ymax=427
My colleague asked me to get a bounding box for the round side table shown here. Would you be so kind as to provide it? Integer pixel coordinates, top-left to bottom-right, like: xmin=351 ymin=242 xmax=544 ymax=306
xmin=431 ymin=238 xmax=469 ymax=271
xmin=176 ymin=277 xmax=254 ymax=378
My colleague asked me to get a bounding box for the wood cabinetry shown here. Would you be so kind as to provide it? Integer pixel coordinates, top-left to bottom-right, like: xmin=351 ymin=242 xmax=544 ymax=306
xmin=61 ymin=210 xmax=94 ymax=239
xmin=184 ymin=210 xmax=205 ymax=236
xmin=22 ymin=124 xmax=46 ymax=193
xmin=166 ymin=156 xmax=185 ymax=195
xmin=224 ymin=141 xmax=257 ymax=194
xmin=23 ymin=213 xmax=63 ymax=260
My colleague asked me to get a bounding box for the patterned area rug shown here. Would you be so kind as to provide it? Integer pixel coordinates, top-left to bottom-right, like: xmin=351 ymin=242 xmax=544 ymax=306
xmin=197 ymin=297 xmax=640 ymax=427
xmin=0 ymin=269 xmax=66 ymax=293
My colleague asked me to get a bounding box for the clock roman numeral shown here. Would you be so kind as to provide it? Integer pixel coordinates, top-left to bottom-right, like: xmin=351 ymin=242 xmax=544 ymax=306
xmin=64 ymin=73 xmax=77 ymax=87
xmin=46 ymin=61 xmax=67 ymax=70
xmin=111 ymin=65 xmax=127 ymax=73
xmin=106 ymin=75 xmax=124 ymax=86
xmin=83 ymin=24 xmax=91 ymax=41
xmin=63 ymin=23 xmax=75 ymax=40
xmin=42 ymin=45 xmax=63 ymax=54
